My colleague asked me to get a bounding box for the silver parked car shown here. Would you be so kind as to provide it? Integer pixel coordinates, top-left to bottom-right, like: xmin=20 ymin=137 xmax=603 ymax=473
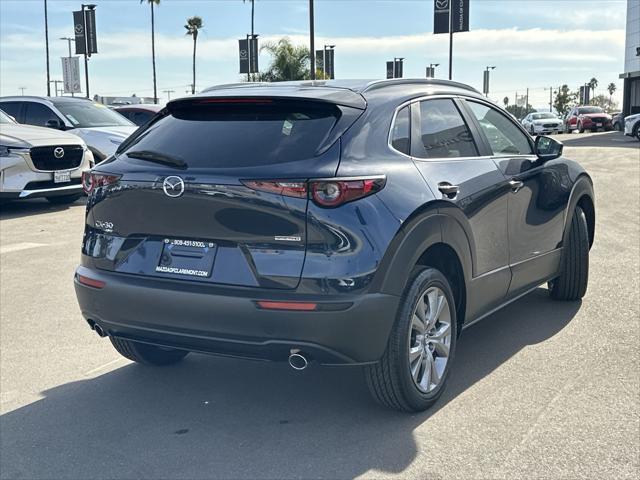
xmin=521 ymin=112 xmax=563 ymax=136
xmin=0 ymin=109 xmax=93 ymax=203
xmin=623 ymin=113 xmax=640 ymax=141
xmin=0 ymin=96 xmax=137 ymax=163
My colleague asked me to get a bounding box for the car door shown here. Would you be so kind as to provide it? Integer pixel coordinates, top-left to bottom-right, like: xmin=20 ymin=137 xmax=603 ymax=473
xmin=462 ymin=99 xmax=566 ymax=296
xmin=407 ymin=97 xmax=512 ymax=321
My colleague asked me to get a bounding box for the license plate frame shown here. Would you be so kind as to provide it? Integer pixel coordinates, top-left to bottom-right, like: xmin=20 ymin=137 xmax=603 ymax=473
xmin=54 ymin=170 xmax=71 ymax=183
xmin=155 ymin=238 xmax=216 ymax=279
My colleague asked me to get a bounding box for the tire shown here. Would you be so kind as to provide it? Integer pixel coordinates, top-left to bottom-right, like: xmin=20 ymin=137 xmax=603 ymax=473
xmin=578 ymin=122 xmax=585 ymax=133
xmin=46 ymin=193 xmax=82 ymax=205
xmin=550 ymin=206 xmax=589 ymax=301
xmin=109 ymin=337 xmax=189 ymax=366
xmin=365 ymin=268 xmax=457 ymax=412
xmin=564 ymin=123 xmax=572 ymax=134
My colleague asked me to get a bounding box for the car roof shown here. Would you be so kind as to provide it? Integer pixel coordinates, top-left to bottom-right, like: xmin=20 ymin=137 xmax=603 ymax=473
xmin=113 ymin=104 xmax=162 ymax=112
xmin=0 ymin=95 xmax=93 ymax=105
xmin=193 ymin=78 xmax=483 ymax=110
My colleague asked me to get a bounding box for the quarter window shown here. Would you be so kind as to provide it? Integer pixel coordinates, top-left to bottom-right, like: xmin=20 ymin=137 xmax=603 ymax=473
xmin=413 ymin=99 xmax=478 ymax=159
xmin=467 ymin=101 xmax=532 ymax=156
xmin=0 ymin=102 xmax=23 ymax=121
xmin=390 ymin=105 xmax=410 ymax=155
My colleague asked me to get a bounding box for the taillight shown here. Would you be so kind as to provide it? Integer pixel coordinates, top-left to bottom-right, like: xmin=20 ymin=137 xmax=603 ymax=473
xmin=82 ymin=171 xmax=121 ymax=194
xmin=242 ymin=177 xmax=385 ymax=208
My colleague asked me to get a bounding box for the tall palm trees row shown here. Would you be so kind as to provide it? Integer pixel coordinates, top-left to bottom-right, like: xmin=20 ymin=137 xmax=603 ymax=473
xmin=141 ymin=0 xmax=203 ymax=103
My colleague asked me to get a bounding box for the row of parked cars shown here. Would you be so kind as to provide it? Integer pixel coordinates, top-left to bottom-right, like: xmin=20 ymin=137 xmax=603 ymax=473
xmin=0 ymin=96 xmax=160 ymax=204
xmin=520 ymin=105 xmax=640 ymax=140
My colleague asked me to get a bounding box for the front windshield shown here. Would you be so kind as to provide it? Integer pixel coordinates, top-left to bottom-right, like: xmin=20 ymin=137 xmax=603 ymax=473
xmin=0 ymin=109 xmax=16 ymax=124
xmin=578 ymin=107 xmax=604 ymax=114
xmin=532 ymin=113 xmax=557 ymax=120
xmin=53 ymin=101 xmax=134 ymax=128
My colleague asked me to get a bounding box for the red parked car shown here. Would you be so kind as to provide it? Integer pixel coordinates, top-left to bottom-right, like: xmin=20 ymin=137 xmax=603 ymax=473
xmin=564 ymin=106 xmax=613 ymax=133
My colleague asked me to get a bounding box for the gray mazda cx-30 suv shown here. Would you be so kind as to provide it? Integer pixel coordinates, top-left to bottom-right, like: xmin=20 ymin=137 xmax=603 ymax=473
xmin=75 ymin=79 xmax=594 ymax=412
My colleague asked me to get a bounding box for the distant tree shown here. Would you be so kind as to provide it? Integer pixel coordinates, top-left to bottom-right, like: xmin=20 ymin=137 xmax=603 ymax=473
xmin=607 ymin=82 xmax=617 ymax=108
xmin=258 ymin=38 xmax=309 ymax=82
xmin=141 ymin=0 xmax=161 ymax=104
xmin=185 ymin=16 xmax=203 ymax=94
xmin=505 ymin=104 xmax=535 ymax=120
xmin=554 ymin=84 xmax=576 ymax=117
xmin=590 ymin=94 xmax=618 ymax=112
xmin=588 ymin=77 xmax=598 ymax=103
xmin=503 ymin=96 xmax=509 ymax=107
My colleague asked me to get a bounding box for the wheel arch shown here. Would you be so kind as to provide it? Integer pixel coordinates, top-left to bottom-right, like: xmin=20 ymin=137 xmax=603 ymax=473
xmin=564 ymin=175 xmax=595 ymax=249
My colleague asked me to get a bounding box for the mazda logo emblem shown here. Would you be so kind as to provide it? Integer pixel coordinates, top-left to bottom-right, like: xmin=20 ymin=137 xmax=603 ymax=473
xmin=436 ymin=0 xmax=449 ymax=9
xmin=53 ymin=147 xmax=65 ymax=159
xmin=162 ymin=176 xmax=185 ymax=198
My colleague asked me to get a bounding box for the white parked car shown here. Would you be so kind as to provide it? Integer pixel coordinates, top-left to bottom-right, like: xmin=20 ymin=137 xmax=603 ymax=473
xmin=623 ymin=113 xmax=640 ymax=141
xmin=0 ymin=109 xmax=93 ymax=203
xmin=0 ymin=96 xmax=137 ymax=163
xmin=521 ymin=112 xmax=563 ymax=136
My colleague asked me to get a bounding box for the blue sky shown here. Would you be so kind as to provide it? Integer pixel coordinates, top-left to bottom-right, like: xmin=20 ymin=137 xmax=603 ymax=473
xmin=0 ymin=0 xmax=628 ymax=108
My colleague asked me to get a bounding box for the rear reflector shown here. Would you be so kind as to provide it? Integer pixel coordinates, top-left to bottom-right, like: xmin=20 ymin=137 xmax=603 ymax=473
xmin=256 ymin=301 xmax=318 ymax=311
xmin=77 ymin=274 xmax=106 ymax=289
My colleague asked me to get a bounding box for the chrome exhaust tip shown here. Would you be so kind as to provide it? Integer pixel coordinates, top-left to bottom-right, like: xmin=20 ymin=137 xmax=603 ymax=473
xmin=288 ymin=352 xmax=308 ymax=371
xmin=93 ymin=323 xmax=106 ymax=338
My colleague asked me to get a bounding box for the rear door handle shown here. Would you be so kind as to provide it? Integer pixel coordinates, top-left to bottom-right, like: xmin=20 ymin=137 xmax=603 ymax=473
xmin=509 ymin=179 xmax=524 ymax=193
xmin=438 ymin=182 xmax=459 ymax=198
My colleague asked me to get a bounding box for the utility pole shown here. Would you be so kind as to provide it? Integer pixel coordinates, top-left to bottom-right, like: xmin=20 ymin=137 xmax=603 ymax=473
xmin=525 ymin=87 xmax=529 ymax=112
xmin=448 ymin=4 xmax=453 ymax=80
xmin=44 ymin=0 xmax=51 ymax=96
xmin=19 ymin=87 xmax=27 ymax=96
xmin=49 ymin=80 xmax=63 ymax=96
xmin=309 ymin=0 xmax=315 ymax=80
xmin=163 ymin=89 xmax=175 ymax=101
xmin=546 ymin=86 xmax=553 ymax=112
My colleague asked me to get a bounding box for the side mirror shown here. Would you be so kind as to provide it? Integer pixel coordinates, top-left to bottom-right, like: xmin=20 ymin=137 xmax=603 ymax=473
xmin=535 ymin=135 xmax=563 ymax=162
xmin=45 ymin=119 xmax=64 ymax=130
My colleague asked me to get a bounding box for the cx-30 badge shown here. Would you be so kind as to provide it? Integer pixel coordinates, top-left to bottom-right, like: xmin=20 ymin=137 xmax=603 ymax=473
xmin=53 ymin=147 xmax=65 ymax=159
xmin=162 ymin=176 xmax=185 ymax=198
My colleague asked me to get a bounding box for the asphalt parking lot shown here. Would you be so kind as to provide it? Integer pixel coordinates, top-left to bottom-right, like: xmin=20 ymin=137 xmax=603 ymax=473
xmin=1 ymin=131 xmax=638 ymax=479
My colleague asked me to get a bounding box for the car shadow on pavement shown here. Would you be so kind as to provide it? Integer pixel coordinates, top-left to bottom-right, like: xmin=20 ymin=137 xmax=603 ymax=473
xmin=0 ymin=288 xmax=580 ymax=479
xmin=0 ymin=197 xmax=85 ymax=220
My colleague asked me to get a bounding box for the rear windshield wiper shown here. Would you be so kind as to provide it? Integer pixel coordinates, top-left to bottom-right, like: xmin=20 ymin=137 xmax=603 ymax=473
xmin=125 ymin=150 xmax=187 ymax=169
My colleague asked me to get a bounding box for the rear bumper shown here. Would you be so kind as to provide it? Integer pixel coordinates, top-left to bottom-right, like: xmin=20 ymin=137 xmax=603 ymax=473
xmin=74 ymin=266 xmax=400 ymax=365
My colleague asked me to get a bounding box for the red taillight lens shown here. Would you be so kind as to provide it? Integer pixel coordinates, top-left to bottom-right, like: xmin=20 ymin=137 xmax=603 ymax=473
xmin=256 ymin=301 xmax=318 ymax=311
xmin=242 ymin=177 xmax=385 ymax=208
xmin=310 ymin=178 xmax=385 ymax=208
xmin=77 ymin=274 xmax=106 ymax=289
xmin=82 ymin=172 xmax=121 ymax=194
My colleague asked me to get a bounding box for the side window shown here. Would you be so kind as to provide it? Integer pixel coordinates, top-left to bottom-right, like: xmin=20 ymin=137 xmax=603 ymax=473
xmin=466 ymin=101 xmax=532 ymax=156
xmin=390 ymin=105 xmax=410 ymax=155
xmin=24 ymin=103 xmax=61 ymax=127
xmin=0 ymin=102 xmax=23 ymax=121
xmin=414 ymin=99 xmax=478 ymax=159
xmin=133 ymin=111 xmax=154 ymax=125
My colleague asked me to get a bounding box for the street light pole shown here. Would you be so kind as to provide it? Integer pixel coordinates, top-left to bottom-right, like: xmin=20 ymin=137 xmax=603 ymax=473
xmin=309 ymin=0 xmax=315 ymax=80
xmin=483 ymin=66 xmax=496 ymax=96
xmin=81 ymin=4 xmax=97 ymax=99
xmin=44 ymin=0 xmax=51 ymax=96
xmin=323 ymin=45 xmax=335 ymax=79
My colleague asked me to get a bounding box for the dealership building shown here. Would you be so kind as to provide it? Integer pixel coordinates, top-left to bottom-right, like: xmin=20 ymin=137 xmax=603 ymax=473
xmin=620 ymin=0 xmax=640 ymax=116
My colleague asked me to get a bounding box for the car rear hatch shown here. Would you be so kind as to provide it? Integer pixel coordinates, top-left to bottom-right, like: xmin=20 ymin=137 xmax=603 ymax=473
xmin=83 ymin=88 xmax=365 ymax=289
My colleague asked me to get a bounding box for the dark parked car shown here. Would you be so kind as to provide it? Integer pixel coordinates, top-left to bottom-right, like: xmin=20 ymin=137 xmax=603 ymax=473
xmin=112 ymin=104 xmax=162 ymax=126
xmin=564 ymin=105 xmax=612 ymax=133
xmin=75 ymin=79 xmax=595 ymax=412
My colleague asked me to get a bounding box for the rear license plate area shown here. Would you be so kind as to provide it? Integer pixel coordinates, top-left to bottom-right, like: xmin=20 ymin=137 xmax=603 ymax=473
xmin=155 ymin=238 xmax=216 ymax=278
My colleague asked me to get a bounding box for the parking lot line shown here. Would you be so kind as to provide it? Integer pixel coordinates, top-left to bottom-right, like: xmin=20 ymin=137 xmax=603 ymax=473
xmin=0 ymin=242 xmax=47 ymax=254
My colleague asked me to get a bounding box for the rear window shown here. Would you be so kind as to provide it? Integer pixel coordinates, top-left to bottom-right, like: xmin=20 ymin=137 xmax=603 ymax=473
xmin=122 ymin=101 xmax=340 ymax=168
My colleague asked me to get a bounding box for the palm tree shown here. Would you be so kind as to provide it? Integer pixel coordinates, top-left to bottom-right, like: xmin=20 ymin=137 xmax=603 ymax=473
xmin=588 ymin=77 xmax=598 ymax=103
xmin=185 ymin=16 xmax=203 ymax=95
xmin=259 ymin=38 xmax=309 ymax=82
xmin=607 ymin=82 xmax=617 ymax=109
xmin=141 ymin=0 xmax=160 ymax=104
